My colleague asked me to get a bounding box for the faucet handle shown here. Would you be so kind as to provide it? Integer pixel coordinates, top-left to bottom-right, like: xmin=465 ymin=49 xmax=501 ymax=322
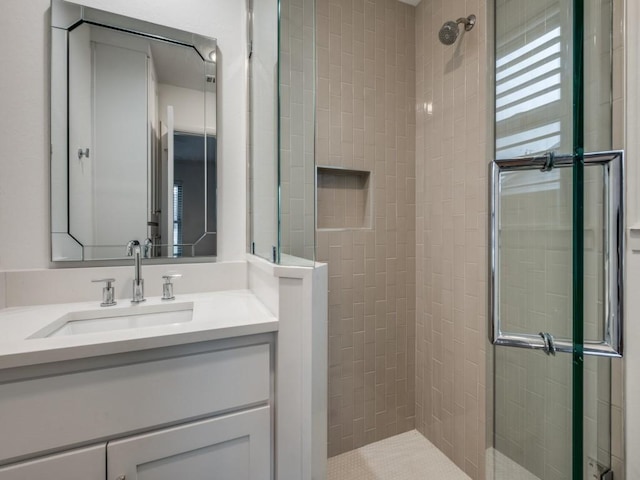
xmin=143 ymin=238 xmax=153 ymax=258
xmin=126 ymin=240 xmax=140 ymax=256
xmin=92 ymin=278 xmax=117 ymax=307
xmin=162 ymin=274 xmax=182 ymax=280
xmin=161 ymin=273 xmax=182 ymax=301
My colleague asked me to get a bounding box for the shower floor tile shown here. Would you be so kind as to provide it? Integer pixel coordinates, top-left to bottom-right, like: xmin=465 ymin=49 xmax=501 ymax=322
xmin=327 ymin=430 xmax=471 ymax=480
xmin=485 ymin=448 xmax=541 ymax=480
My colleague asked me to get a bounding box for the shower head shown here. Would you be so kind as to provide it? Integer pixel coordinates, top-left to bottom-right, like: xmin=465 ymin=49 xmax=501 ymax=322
xmin=438 ymin=21 xmax=460 ymax=45
xmin=438 ymin=14 xmax=476 ymax=45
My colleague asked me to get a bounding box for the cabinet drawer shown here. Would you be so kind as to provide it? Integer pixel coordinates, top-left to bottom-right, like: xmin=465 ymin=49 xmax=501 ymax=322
xmin=108 ymin=406 xmax=271 ymax=480
xmin=0 ymin=444 xmax=104 ymax=480
xmin=0 ymin=343 xmax=270 ymax=464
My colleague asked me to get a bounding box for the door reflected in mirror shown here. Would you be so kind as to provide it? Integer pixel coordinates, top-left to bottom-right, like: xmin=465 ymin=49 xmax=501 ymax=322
xmin=51 ymin=0 xmax=217 ymax=261
xmin=164 ymin=132 xmax=217 ymax=258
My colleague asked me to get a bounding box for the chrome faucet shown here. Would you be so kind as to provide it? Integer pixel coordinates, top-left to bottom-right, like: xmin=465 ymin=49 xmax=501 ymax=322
xmin=126 ymin=239 xmax=152 ymax=303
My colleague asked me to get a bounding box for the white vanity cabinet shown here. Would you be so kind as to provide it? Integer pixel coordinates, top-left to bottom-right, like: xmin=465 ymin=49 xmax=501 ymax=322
xmin=0 ymin=445 xmax=105 ymax=480
xmin=0 ymin=334 xmax=274 ymax=480
xmin=107 ymin=406 xmax=270 ymax=480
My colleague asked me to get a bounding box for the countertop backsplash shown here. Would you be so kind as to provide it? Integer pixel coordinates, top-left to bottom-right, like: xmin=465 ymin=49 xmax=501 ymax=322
xmin=0 ymin=261 xmax=247 ymax=309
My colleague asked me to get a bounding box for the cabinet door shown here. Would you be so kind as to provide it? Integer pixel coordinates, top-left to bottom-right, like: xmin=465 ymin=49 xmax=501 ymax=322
xmin=107 ymin=406 xmax=271 ymax=480
xmin=0 ymin=444 xmax=105 ymax=480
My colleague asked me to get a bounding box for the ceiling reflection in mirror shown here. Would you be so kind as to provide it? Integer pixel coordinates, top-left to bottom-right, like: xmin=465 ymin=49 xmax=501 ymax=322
xmin=51 ymin=0 xmax=217 ymax=261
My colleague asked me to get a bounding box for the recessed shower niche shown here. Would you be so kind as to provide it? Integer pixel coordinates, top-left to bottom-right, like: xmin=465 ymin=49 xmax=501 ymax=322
xmin=316 ymin=166 xmax=372 ymax=230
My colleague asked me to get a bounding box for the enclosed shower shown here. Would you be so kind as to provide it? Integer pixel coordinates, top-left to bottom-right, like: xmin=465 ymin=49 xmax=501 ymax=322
xmin=253 ymin=0 xmax=625 ymax=477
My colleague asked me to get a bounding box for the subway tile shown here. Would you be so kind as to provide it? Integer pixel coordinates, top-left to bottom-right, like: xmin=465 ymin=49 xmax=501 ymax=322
xmin=320 ymin=0 xmax=497 ymax=471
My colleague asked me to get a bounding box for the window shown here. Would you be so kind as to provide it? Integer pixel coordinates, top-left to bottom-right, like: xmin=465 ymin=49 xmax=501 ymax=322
xmin=495 ymin=9 xmax=565 ymax=159
xmin=496 ymin=7 xmax=567 ymax=194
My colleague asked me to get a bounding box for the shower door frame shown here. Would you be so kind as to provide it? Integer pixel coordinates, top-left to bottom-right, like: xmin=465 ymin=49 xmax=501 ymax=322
xmin=489 ymin=151 xmax=625 ymax=359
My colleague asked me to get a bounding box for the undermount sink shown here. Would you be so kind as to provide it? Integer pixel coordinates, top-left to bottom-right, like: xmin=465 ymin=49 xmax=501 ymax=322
xmin=29 ymin=302 xmax=194 ymax=339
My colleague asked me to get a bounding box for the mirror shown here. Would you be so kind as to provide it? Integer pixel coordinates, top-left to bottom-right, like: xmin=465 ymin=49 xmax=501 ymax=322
xmin=51 ymin=0 xmax=217 ymax=261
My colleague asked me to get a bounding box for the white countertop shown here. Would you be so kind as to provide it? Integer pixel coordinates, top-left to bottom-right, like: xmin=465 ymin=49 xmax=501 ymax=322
xmin=0 ymin=290 xmax=278 ymax=370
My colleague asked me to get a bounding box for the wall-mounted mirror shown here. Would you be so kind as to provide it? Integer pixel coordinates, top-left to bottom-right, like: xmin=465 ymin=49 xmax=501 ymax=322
xmin=51 ymin=0 xmax=217 ymax=261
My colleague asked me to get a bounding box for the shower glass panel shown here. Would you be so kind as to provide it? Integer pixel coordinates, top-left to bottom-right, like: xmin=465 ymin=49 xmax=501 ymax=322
xmin=489 ymin=0 xmax=616 ymax=478
xmin=278 ymin=0 xmax=316 ymax=265
xmin=496 ymin=168 xmax=573 ymax=340
xmin=492 ymin=349 xmax=575 ymax=478
xmin=493 ymin=166 xmax=575 ymax=479
xmin=249 ymin=0 xmax=316 ymax=265
xmin=489 ymin=152 xmax=622 ymax=479
xmin=250 ymin=0 xmax=279 ymax=262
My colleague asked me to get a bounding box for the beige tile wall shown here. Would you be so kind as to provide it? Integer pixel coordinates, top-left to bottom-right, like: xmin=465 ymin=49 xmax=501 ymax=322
xmin=317 ymin=169 xmax=372 ymax=229
xmin=415 ymin=0 xmax=489 ymax=479
xmin=316 ymin=0 xmax=417 ymax=457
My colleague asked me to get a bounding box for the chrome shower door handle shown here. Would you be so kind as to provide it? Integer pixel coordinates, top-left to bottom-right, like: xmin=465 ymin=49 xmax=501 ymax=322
xmin=489 ymin=150 xmax=624 ymax=358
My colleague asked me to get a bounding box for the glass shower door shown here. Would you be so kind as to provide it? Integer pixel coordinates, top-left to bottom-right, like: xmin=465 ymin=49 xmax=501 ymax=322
xmin=491 ymin=161 xmax=576 ymax=479
xmin=489 ymin=151 xmax=623 ymax=480
xmin=490 ymin=0 xmax=621 ymax=477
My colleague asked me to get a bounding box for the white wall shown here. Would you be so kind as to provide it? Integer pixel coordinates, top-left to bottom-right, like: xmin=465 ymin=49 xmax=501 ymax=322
xmin=0 ymin=0 xmax=51 ymax=270
xmin=158 ymin=84 xmax=217 ymax=135
xmin=0 ymin=0 xmax=247 ymax=270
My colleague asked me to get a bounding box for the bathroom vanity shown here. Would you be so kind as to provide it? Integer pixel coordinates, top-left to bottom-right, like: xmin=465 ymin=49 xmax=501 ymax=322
xmin=0 ymin=291 xmax=277 ymax=479
xmin=0 ymin=257 xmax=328 ymax=480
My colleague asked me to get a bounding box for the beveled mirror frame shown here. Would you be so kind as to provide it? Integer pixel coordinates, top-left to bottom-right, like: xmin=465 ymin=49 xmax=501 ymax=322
xmin=50 ymin=0 xmax=218 ymax=262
